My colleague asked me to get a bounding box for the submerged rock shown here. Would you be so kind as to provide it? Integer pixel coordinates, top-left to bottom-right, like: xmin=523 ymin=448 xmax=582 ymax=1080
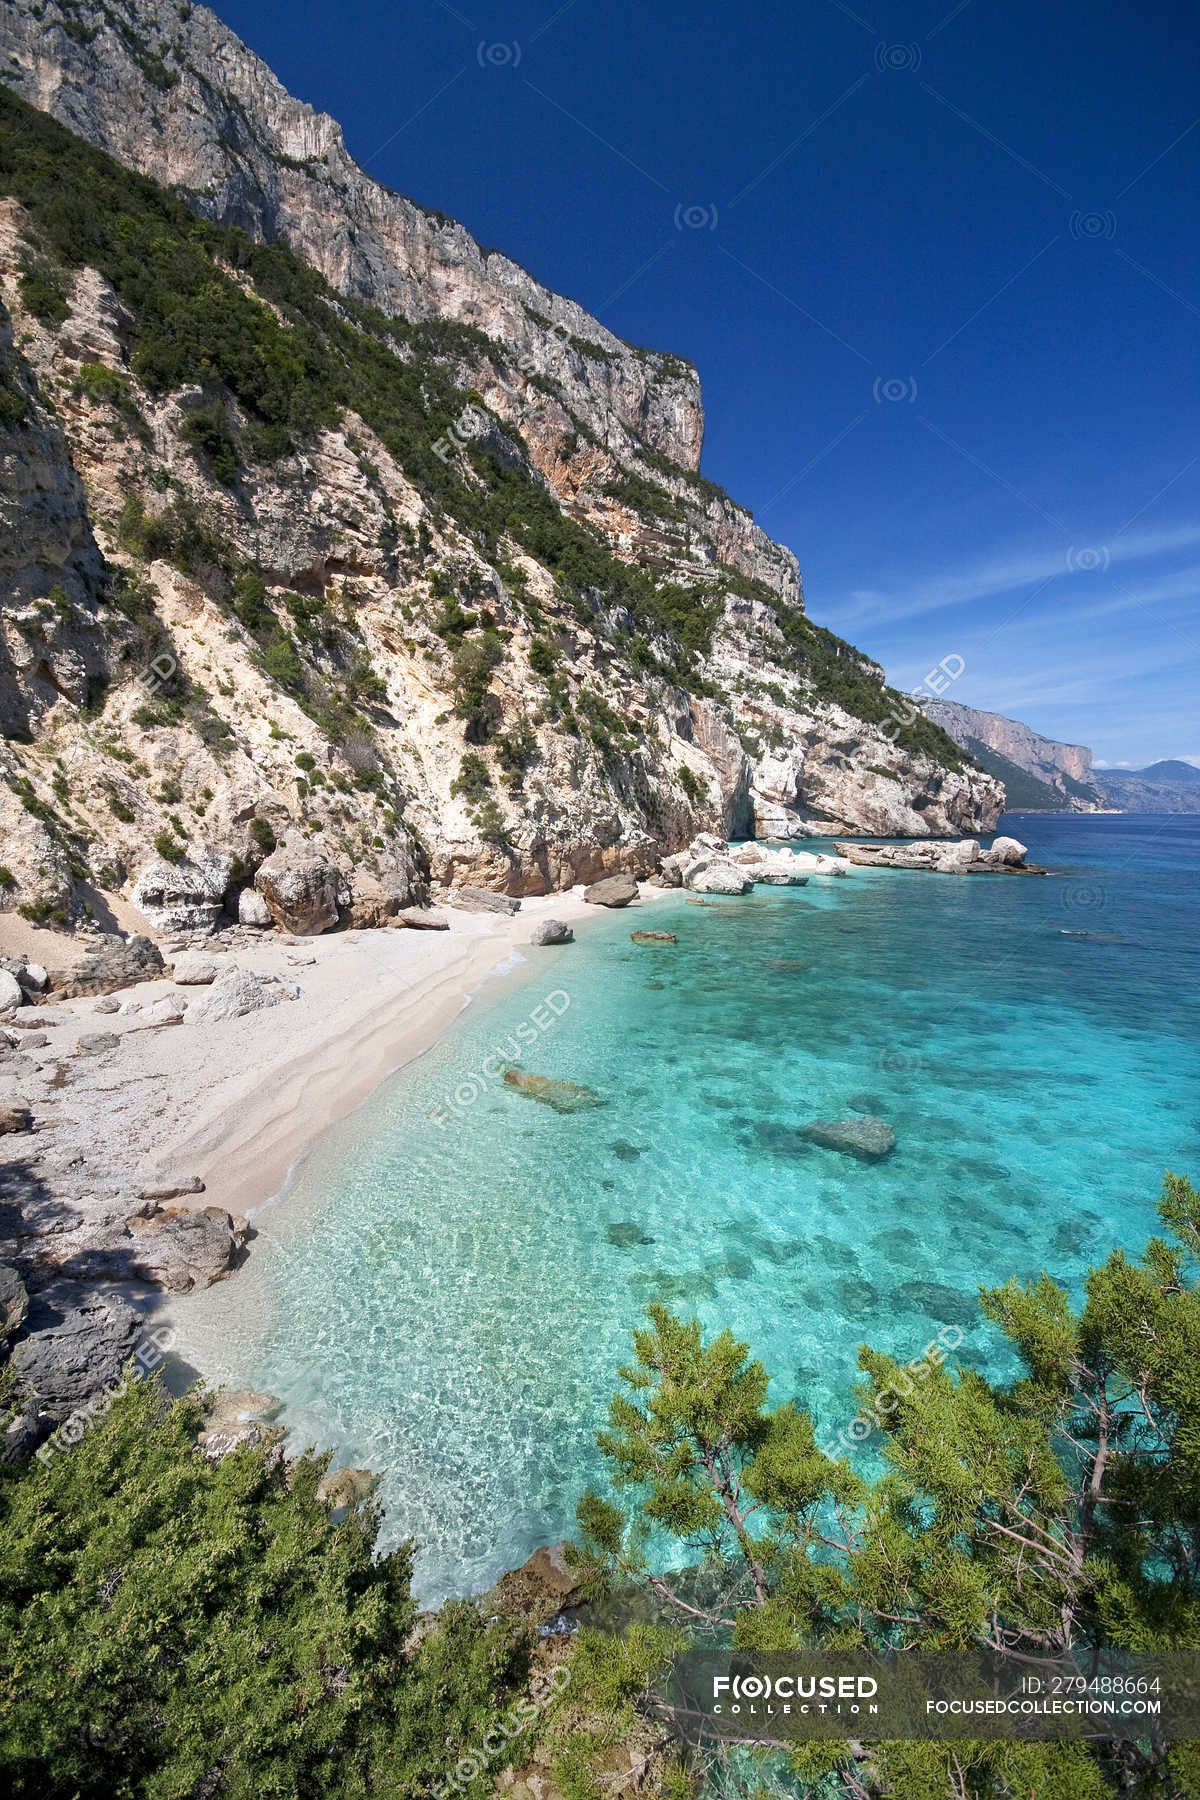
xmin=802 ymin=1115 xmax=897 ymax=1161
xmin=630 ymin=929 xmax=676 ymax=944
xmin=583 ymin=874 xmax=639 ymax=907
xmin=502 ymin=1069 xmax=604 ymax=1112
xmin=892 ymin=1279 xmax=977 ymax=1328
xmin=317 ymin=1466 xmax=375 ymax=1509
xmin=606 ymin=1221 xmax=653 ymax=1247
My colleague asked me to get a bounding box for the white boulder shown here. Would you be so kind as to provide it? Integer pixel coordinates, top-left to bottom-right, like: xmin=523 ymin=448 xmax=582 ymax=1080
xmin=0 ymin=971 xmax=24 ymax=1017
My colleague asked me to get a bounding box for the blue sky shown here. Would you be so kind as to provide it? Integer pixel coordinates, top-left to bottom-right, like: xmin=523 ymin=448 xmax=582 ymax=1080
xmin=216 ymin=0 xmax=1199 ymax=766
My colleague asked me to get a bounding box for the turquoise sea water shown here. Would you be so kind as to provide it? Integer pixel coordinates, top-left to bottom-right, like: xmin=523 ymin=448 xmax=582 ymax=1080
xmin=187 ymin=815 xmax=1200 ymax=1605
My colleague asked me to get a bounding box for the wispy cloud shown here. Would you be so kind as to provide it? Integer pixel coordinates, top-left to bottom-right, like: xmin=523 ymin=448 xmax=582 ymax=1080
xmin=827 ymin=522 xmax=1200 ymax=633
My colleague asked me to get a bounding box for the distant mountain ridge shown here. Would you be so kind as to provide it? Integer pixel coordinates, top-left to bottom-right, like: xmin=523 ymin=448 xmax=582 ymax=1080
xmin=917 ymin=698 xmax=1102 ymax=811
xmin=917 ymin=699 xmax=1200 ymax=815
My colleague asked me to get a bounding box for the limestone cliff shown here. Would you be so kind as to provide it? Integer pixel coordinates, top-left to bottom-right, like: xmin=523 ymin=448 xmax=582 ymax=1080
xmin=0 ymin=3 xmax=1001 ymax=927
xmin=918 ymin=698 xmax=1101 ymax=811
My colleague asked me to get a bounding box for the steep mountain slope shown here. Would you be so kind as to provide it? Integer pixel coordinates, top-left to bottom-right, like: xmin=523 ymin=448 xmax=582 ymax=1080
xmin=0 ymin=2 xmax=1000 ymax=927
xmin=918 ymin=697 xmax=1102 ymax=811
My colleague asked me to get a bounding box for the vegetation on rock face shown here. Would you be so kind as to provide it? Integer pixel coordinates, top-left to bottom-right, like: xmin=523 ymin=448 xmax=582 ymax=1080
xmin=0 ymin=82 xmax=970 ymax=782
xmin=571 ymin=1173 xmax=1200 ymax=1797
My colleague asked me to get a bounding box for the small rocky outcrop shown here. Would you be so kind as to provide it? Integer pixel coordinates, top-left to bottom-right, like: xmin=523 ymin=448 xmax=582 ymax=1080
xmin=254 ymin=854 xmax=342 ymax=935
xmin=50 ymin=935 xmax=166 ymax=999
xmin=316 ymin=1466 xmax=375 ymax=1509
xmin=530 ymin=919 xmax=573 ymax=945
xmin=835 ymin=838 xmax=1031 ymax=873
xmin=196 ymin=1389 xmax=285 ymax=1461
xmin=483 ymin=1541 xmax=584 ymax=1623
xmin=10 ymin=1284 xmax=142 ymax=1421
xmin=0 ymin=1263 xmax=29 ymax=1337
xmin=131 ymin=852 xmax=234 ymax=934
xmin=631 ymin=930 xmax=676 ymax=944
xmin=503 ymin=1070 xmax=604 ymax=1113
xmin=802 ymin=1116 xmax=897 ymax=1161
xmin=583 ymin=874 xmax=639 ymax=907
xmin=684 ymin=860 xmax=753 ymax=895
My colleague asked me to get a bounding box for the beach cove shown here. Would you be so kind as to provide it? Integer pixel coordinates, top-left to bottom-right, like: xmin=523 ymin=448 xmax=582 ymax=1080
xmin=160 ymin=815 xmax=1200 ymax=1604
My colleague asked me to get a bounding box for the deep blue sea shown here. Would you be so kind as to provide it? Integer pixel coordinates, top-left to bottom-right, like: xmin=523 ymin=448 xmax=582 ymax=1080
xmin=178 ymin=815 xmax=1200 ymax=1604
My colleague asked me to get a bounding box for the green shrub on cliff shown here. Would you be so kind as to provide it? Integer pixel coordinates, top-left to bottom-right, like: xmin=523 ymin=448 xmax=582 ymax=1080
xmin=0 ymin=1379 xmax=530 ymax=1799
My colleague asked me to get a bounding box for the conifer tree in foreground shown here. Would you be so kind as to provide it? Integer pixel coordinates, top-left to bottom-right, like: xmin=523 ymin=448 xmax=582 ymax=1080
xmin=572 ymin=1174 xmax=1200 ymax=1798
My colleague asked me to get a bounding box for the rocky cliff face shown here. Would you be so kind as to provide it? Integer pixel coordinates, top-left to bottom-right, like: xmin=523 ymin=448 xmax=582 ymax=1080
xmin=919 ymin=698 xmax=1100 ymax=810
xmin=0 ymin=2 xmax=1001 ymax=929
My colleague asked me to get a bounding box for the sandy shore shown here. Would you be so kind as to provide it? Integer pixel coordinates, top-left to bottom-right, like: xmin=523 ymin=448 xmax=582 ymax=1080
xmin=1 ymin=890 xmax=606 ymax=1235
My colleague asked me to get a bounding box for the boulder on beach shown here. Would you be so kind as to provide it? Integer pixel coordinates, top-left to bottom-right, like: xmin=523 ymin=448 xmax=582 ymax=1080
xmin=0 ymin=970 xmax=25 ymax=1016
xmin=131 ymin=852 xmax=234 ymax=934
xmin=503 ymin=1069 xmax=604 ymax=1113
xmin=0 ymin=1104 xmax=33 ymax=1135
xmin=396 ymin=906 xmax=451 ymax=930
xmin=170 ymin=953 xmax=216 ymax=985
xmin=583 ymin=873 xmax=639 ymax=908
xmin=802 ymin=1115 xmax=897 ymax=1161
xmin=189 ymin=967 xmax=279 ymax=1023
xmin=452 ymin=887 xmax=522 ymax=915
xmin=123 ymin=1205 xmax=246 ymax=1293
xmin=531 ymin=918 xmax=574 ymax=945
xmin=631 ymin=929 xmax=676 ymax=944
xmin=237 ymin=886 xmax=273 ymax=928
xmin=254 ymin=853 xmax=341 ymax=935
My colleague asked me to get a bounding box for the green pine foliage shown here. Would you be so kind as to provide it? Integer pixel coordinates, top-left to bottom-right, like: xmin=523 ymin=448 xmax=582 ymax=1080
xmin=573 ymin=1173 xmax=1200 ymax=1797
xmin=0 ymin=1378 xmax=530 ymax=1799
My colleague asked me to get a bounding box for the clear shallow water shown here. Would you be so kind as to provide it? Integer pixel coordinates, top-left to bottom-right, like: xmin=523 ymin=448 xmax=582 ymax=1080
xmin=179 ymin=815 xmax=1200 ymax=1604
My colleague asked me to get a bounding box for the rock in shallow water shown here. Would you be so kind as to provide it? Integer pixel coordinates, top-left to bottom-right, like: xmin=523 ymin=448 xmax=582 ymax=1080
xmin=530 ymin=918 xmax=573 ymax=945
xmin=502 ymin=1069 xmax=604 ymax=1112
xmin=802 ymin=1115 xmax=897 ymax=1161
xmin=630 ymin=929 xmax=676 ymax=944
